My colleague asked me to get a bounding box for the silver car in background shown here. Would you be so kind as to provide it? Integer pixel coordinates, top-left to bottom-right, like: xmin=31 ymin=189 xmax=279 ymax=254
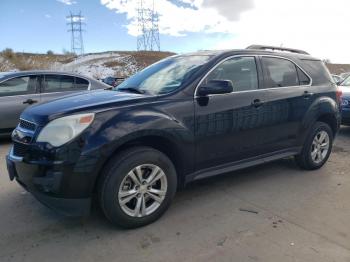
xmin=0 ymin=71 xmax=109 ymax=137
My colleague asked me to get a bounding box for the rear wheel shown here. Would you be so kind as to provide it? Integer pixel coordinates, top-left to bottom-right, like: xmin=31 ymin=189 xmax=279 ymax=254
xmin=295 ymin=122 xmax=333 ymax=170
xmin=98 ymin=147 xmax=177 ymax=228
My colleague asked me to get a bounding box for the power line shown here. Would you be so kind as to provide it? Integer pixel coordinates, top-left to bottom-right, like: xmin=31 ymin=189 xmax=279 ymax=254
xmin=66 ymin=11 xmax=85 ymax=55
xmin=137 ymin=0 xmax=160 ymax=51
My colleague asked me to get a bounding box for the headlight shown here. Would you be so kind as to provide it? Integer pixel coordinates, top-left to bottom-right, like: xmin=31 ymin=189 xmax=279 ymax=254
xmin=37 ymin=113 xmax=95 ymax=147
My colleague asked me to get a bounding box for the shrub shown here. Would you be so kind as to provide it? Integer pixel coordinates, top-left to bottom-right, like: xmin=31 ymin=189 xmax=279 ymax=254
xmin=2 ymin=48 xmax=15 ymax=59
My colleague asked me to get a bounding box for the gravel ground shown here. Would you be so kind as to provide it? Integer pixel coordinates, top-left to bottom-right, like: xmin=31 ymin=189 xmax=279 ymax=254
xmin=1 ymin=127 xmax=350 ymax=262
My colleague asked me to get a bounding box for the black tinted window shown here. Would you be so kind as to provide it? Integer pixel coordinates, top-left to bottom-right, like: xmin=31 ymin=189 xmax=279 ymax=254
xmin=44 ymin=75 xmax=75 ymax=92
xmin=0 ymin=76 xmax=37 ymax=97
xmin=61 ymin=76 xmax=75 ymax=89
xmin=206 ymin=57 xmax=259 ymax=92
xmin=75 ymin=77 xmax=89 ymax=90
xmin=262 ymin=57 xmax=299 ymax=88
xmin=301 ymin=60 xmax=331 ymax=85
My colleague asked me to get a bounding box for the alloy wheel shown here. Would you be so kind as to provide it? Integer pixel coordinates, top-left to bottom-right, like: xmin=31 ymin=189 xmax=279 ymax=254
xmin=118 ymin=164 xmax=168 ymax=217
xmin=310 ymin=130 xmax=330 ymax=164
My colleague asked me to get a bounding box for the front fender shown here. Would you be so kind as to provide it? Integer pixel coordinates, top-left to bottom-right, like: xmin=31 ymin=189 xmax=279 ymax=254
xmin=89 ymin=107 xmax=193 ymax=152
xmin=79 ymin=103 xmax=195 ymax=193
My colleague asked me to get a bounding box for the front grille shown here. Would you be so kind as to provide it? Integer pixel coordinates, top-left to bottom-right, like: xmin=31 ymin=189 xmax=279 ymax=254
xmin=13 ymin=142 xmax=29 ymax=157
xmin=19 ymin=119 xmax=36 ymax=131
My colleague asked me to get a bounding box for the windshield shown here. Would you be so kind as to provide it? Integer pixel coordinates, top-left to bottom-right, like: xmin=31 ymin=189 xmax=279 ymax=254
xmin=116 ymin=55 xmax=211 ymax=95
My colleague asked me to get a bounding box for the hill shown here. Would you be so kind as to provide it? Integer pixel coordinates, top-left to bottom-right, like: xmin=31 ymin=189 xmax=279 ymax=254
xmin=0 ymin=50 xmax=175 ymax=79
xmin=325 ymin=64 xmax=350 ymax=75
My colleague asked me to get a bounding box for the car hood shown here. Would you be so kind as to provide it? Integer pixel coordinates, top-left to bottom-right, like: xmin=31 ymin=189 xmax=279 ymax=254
xmin=21 ymin=90 xmax=152 ymax=125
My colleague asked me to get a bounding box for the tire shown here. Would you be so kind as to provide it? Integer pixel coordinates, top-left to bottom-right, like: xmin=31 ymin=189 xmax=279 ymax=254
xmin=295 ymin=121 xmax=333 ymax=170
xmin=98 ymin=146 xmax=177 ymax=228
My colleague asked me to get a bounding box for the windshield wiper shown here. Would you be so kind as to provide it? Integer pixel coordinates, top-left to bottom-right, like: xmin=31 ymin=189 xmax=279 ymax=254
xmin=118 ymin=87 xmax=146 ymax=94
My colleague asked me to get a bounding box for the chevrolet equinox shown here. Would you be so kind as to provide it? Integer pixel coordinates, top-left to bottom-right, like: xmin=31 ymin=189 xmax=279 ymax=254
xmin=7 ymin=45 xmax=342 ymax=228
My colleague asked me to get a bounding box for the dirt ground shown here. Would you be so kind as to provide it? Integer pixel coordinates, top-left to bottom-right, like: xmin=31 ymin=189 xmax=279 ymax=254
xmin=1 ymin=128 xmax=350 ymax=262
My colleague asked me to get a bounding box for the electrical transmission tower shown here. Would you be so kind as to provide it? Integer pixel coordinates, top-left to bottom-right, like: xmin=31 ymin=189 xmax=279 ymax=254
xmin=137 ymin=0 xmax=160 ymax=51
xmin=67 ymin=11 xmax=85 ymax=55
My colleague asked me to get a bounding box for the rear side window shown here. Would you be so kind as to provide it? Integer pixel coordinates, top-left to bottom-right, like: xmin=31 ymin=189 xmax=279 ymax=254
xmin=43 ymin=75 xmax=79 ymax=92
xmin=0 ymin=76 xmax=37 ymax=97
xmin=44 ymin=75 xmax=74 ymax=92
xmin=205 ymin=56 xmax=259 ymax=92
xmin=300 ymin=60 xmax=332 ymax=85
xmin=60 ymin=76 xmax=75 ymax=89
xmin=75 ymin=77 xmax=89 ymax=90
xmin=262 ymin=57 xmax=299 ymax=88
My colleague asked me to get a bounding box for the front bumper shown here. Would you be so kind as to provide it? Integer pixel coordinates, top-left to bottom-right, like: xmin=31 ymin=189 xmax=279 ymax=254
xmin=6 ymin=148 xmax=91 ymax=217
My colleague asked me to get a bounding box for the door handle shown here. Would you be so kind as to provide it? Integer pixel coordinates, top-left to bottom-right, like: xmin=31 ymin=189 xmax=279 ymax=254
xmin=303 ymin=91 xmax=314 ymax=99
xmin=23 ymin=99 xmax=38 ymax=105
xmin=252 ymin=99 xmax=264 ymax=108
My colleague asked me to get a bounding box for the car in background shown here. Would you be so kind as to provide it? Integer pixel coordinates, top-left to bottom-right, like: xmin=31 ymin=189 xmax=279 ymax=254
xmin=340 ymin=86 xmax=350 ymax=125
xmin=0 ymin=71 xmax=109 ymax=137
xmin=339 ymin=75 xmax=350 ymax=87
xmin=102 ymin=76 xmax=125 ymax=87
xmin=332 ymin=74 xmax=342 ymax=85
xmin=340 ymin=72 xmax=350 ymax=81
xmin=339 ymin=78 xmax=350 ymax=125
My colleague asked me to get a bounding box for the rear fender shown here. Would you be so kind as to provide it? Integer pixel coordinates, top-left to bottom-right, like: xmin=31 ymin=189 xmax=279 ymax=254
xmin=300 ymin=96 xmax=340 ymax=142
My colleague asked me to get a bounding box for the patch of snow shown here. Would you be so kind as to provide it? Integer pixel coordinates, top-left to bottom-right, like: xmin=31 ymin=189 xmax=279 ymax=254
xmin=0 ymin=56 xmax=18 ymax=72
xmin=52 ymin=52 xmax=140 ymax=79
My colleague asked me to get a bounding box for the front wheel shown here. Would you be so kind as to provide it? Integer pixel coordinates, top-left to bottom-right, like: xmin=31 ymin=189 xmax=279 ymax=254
xmin=98 ymin=147 xmax=177 ymax=228
xmin=295 ymin=122 xmax=333 ymax=170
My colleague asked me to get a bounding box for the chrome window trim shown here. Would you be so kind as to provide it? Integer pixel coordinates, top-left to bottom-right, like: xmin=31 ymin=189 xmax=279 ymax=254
xmin=0 ymin=91 xmax=67 ymax=98
xmin=194 ymin=54 xmax=313 ymax=98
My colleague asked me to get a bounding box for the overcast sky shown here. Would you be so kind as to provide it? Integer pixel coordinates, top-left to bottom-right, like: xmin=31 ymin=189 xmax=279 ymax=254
xmin=1 ymin=0 xmax=349 ymax=63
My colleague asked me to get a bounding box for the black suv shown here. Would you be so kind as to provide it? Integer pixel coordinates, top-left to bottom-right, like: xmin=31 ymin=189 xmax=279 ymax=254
xmin=6 ymin=45 xmax=341 ymax=228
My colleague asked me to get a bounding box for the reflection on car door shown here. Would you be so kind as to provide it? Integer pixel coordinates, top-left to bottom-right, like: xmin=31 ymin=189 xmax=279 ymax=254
xmin=195 ymin=56 xmax=272 ymax=171
xmin=0 ymin=75 xmax=39 ymax=134
xmin=40 ymin=74 xmax=89 ymax=104
xmin=259 ymin=56 xmax=313 ymax=151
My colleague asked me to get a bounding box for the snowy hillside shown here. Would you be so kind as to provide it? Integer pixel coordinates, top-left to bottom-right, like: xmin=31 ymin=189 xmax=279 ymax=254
xmin=0 ymin=50 xmax=174 ymax=79
xmin=51 ymin=52 xmax=140 ymax=79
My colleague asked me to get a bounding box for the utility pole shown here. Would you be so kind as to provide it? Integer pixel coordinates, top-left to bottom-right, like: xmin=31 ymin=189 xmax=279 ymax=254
xmin=137 ymin=0 xmax=160 ymax=51
xmin=67 ymin=11 xmax=85 ymax=55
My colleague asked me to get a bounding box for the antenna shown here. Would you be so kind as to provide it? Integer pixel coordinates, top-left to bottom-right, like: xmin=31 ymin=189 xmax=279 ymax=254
xmin=67 ymin=11 xmax=85 ymax=55
xmin=137 ymin=0 xmax=160 ymax=51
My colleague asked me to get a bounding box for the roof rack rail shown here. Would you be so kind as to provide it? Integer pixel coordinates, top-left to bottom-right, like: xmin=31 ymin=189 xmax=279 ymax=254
xmin=246 ymin=45 xmax=310 ymax=55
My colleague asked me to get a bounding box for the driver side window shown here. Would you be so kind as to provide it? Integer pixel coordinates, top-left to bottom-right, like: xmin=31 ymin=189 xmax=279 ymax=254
xmin=205 ymin=57 xmax=259 ymax=92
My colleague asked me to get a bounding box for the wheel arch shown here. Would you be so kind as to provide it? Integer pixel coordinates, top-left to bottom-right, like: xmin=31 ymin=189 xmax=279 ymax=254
xmin=92 ymin=132 xmax=192 ymax=194
xmin=301 ymin=96 xmax=340 ymax=138
xmin=316 ymin=113 xmax=339 ymax=137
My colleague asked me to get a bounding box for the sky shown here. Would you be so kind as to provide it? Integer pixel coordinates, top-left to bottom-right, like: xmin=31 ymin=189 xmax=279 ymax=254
xmin=0 ymin=0 xmax=349 ymax=63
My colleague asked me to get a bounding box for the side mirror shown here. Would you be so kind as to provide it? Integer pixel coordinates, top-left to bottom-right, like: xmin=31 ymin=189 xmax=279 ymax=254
xmin=197 ymin=80 xmax=233 ymax=96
